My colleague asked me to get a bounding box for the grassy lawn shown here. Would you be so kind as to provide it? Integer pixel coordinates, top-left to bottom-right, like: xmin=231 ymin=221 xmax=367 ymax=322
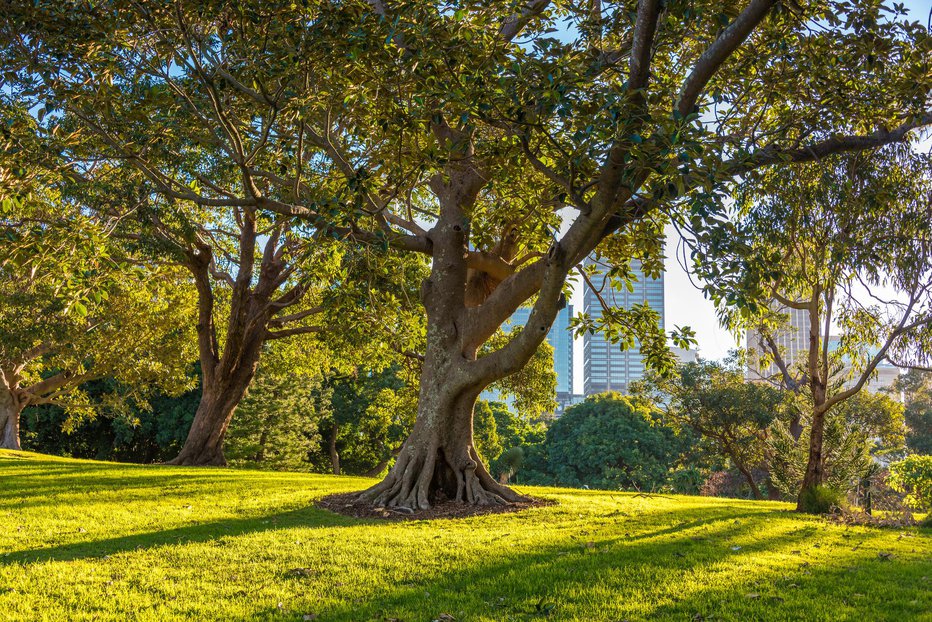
xmin=1 ymin=450 xmax=930 ymax=621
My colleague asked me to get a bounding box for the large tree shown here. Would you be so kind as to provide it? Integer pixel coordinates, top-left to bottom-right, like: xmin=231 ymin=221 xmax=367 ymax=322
xmin=1 ymin=3 xmax=375 ymax=464
xmin=0 ymin=200 xmax=197 ymax=450
xmin=700 ymin=148 xmax=932 ymax=511
xmin=4 ymin=0 xmax=930 ymax=505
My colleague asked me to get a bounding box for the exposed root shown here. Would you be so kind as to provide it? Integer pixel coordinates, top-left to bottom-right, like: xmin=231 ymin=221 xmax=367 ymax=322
xmin=164 ymin=450 xmax=227 ymax=467
xmin=356 ymin=443 xmax=529 ymax=510
xmin=321 ymin=491 xmax=554 ymax=521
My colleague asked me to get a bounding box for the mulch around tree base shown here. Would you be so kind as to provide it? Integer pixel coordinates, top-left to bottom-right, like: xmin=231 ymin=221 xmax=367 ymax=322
xmin=317 ymin=491 xmax=555 ymax=521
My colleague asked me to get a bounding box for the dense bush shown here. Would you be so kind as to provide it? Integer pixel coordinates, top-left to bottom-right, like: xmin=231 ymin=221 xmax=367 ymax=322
xmin=888 ymin=455 xmax=932 ymax=512
xmin=21 ymin=377 xmax=199 ymax=462
xmin=797 ymin=485 xmax=845 ymax=515
xmin=522 ymin=393 xmax=693 ymax=492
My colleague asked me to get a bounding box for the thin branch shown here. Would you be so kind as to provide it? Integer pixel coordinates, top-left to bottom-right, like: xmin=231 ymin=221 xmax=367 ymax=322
xmin=266 ymin=325 xmax=323 ymax=340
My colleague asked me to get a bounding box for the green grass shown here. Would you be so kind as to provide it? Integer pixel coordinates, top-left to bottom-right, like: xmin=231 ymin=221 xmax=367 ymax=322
xmin=1 ymin=450 xmax=930 ymax=622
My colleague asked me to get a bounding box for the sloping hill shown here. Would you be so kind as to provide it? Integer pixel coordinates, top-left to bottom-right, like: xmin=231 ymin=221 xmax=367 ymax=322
xmin=1 ymin=450 xmax=929 ymax=621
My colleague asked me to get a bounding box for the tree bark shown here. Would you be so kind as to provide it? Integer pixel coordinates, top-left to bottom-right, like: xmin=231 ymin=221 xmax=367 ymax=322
xmin=735 ymin=461 xmax=763 ymax=500
xmin=167 ymin=369 xmax=258 ymax=466
xmin=0 ymin=387 xmax=22 ymax=450
xmin=329 ymin=423 xmax=341 ymax=475
xmin=797 ymin=408 xmax=827 ymax=510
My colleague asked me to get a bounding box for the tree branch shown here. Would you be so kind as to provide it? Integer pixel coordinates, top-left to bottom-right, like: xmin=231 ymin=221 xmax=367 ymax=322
xmin=266 ymin=326 xmax=323 ymax=340
xmin=677 ymin=0 xmax=778 ymax=116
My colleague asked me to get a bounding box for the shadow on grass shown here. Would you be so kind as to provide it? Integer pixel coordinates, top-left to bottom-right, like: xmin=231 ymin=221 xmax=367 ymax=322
xmin=0 ymin=458 xmax=365 ymax=511
xmin=3 ymin=456 xmax=929 ymax=621
xmin=1 ymin=505 xmax=361 ymax=566
xmin=268 ymin=512 xmax=930 ymax=621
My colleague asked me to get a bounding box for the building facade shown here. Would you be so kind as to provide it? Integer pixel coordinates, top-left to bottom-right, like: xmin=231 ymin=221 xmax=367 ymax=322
xmin=582 ymin=257 xmax=665 ymax=395
xmin=745 ymin=305 xmax=811 ymax=382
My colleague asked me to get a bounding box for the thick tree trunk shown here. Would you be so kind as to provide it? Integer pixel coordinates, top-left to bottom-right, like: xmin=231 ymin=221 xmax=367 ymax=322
xmin=167 ymin=375 xmax=255 ymax=466
xmin=329 ymin=423 xmax=341 ymax=475
xmin=358 ymin=375 xmax=526 ymax=509
xmin=0 ymin=388 xmax=22 ymax=450
xmin=797 ymin=408 xmax=827 ymax=511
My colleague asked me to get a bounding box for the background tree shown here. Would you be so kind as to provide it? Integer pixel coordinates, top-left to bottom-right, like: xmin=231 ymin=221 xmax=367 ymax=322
xmin=530 ymin=393 xmax=692 ymax=491
xmin=0 ymin=172 xmax=197 ymax=450
xmin=0 ymin=2 xmax=375 ymax=465
xmin=699 ymin=149 xmax=931 ymax=510
xmin=21 ymin=377 xmax=201 ymax=462
xmin=483 ymin=400 xmax=549 ymax=485
xmin=225 ymin=341 xmax=326 ymax=469
xmin=634 ymin=356 xmax=787 ymax=499
xmin=5 ymin=0 xmax=930 ymax=507
xmin=887 ymin=455 xmax=932 ymax=513
xmin=313 ymin=367 xmax=418 ymax=477
xmin=767 ymin=389 xmax=906 ymax=503
xmin=892 ymin=369 xmax=932 ymax=455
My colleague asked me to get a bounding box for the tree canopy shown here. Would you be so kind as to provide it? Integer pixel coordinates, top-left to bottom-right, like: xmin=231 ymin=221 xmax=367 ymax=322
xmin=2 ymin=0 xmax=930 ymax=507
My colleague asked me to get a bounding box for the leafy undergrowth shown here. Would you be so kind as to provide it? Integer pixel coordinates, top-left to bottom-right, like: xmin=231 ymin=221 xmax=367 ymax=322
xmin=1 ymin=451 xmax=930 ymax=622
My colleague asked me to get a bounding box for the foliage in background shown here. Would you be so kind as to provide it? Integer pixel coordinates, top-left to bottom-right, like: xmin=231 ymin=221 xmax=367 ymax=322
xmin=310 ymin=366 xmax=419 ymax=477
xmin=481 ymin=329 xmax=558 ymax=421
xmin=767 ymin=390 xmax=906 ymax=500
xmin=892 ymin=369 xmax=932 ymax=455
xmin=521 ymin=393 xmax=695 ymax=492
xmin=225 ymin=342 xmax=326 ymax=470
xmin=696 ymin=147 xmax=932 ymax=509
xmin=482 ymin=400 xmax=549 ymax=485
xmin=888 ymin=455 xmax=932 ymax=512
xmin=0 ymin=199 xmax=198 ymax=449
xmin=21 ymin=376 xmax=200 ymax=463
xmin=633 ymin=356 xmax=787 ymax=499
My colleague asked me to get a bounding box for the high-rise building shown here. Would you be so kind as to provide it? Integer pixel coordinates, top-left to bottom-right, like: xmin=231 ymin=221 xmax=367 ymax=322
xmin=746 ymin=306 xmax=901 ymax=397
xmin=583 ymin=256 xmax=665 ymax=395
xmin=480 ymin=304 xmax=574 ymax=405
xmin=745 ymin=305 xmax=810 ymax=382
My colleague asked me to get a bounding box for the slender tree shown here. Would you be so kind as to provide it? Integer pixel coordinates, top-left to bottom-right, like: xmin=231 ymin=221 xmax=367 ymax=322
xmin=700 ymin=148 xmax=932 ymax=511
xmin=4 ymin=1 xmax=929 ymax=503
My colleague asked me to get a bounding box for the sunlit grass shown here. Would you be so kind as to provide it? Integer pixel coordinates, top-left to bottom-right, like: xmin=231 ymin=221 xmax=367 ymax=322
xmin=1 ymin=450 xmax=929 ymax=621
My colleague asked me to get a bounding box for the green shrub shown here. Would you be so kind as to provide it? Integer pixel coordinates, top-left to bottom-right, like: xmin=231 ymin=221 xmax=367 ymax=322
xmin=798 ymin=485 xmax=845 ymax=514
xmin=888 ymin=455 xmax=932 ymax=511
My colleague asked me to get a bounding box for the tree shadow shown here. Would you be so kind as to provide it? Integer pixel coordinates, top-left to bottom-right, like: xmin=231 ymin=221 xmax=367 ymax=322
xmin=283 ymin=512 xmax=930 ymax=621
xmin=1 ymin=505 xmax=361 ymax=566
